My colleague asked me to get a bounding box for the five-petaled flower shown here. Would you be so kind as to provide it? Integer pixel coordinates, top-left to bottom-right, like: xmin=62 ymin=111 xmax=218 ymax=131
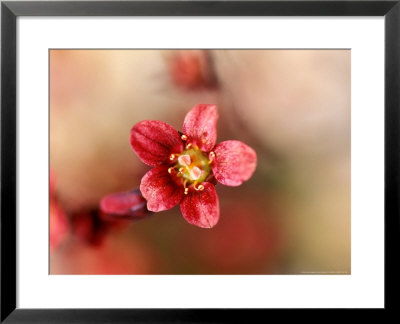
xmin=130 ymin=104 xmax=257 ymax=228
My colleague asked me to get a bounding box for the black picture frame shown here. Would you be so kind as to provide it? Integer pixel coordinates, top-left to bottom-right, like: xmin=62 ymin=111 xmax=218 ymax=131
xmin=1 ymin=0 xmax=399 ymax=322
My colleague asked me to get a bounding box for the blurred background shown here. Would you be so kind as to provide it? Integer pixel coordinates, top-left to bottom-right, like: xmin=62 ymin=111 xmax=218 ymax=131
xmin=49 ymin=49 xmax=350 ymax=274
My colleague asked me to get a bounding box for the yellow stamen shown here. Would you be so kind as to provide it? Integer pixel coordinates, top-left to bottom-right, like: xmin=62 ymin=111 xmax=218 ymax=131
xmin=185 ymin=143 xmax=192 ymax=150
xmin=169 ymin=154 xmax=175 ymax=161
xmin=184 ymin=188 xmax=189 ymax=195
xmin=181 ymin=134 xmax=188 ymax=141
xmin=208 ymin=151 xmax=215 ymax=164
xmin=194 ymin=182 xmax=205 ymax=191
xmin=168 ymin=167 xmax=174 ymax=174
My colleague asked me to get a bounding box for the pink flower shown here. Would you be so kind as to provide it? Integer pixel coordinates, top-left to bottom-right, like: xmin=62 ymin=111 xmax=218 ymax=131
xmin=130 ymin=104 xmax=257 ymax=228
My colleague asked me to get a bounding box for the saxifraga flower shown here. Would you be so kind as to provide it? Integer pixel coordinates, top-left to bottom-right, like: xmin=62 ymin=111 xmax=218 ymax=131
xmin=130 ymin=104 xmax=257 ymax=228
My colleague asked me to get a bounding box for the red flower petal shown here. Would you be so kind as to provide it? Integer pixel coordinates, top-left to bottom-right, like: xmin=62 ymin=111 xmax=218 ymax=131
xmin=140 ymin=166 xmax=184 ymax=212
xmin=130 ymin=120 xmax=183 ymax=167
xmin=180 ymin=183 xmax=219 ymax=228
xmin=212 ymin=140 xmax=257 ymax=187
xmin=100 ymin=189 xmax=148 ymax=219
xmin=182 ymin=104 xmax=218 ymax=152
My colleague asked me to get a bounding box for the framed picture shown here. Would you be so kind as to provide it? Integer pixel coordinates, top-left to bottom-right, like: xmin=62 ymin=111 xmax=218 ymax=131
xmin=1 ymin=0 xmax=399 ymax=321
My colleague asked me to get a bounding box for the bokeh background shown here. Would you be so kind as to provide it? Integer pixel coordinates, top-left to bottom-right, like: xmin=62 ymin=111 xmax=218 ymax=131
xmin=50 ymin=49 xmax=350 ymax=274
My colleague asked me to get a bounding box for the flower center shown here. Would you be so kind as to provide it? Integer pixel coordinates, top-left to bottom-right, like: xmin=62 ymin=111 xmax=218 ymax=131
xmin=168 ymin=144 xmax=213 ymax=193
xmin=177 ymin=148 xmax=211 ymax=183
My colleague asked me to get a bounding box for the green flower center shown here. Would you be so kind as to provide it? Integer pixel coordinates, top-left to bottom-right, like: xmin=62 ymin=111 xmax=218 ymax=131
xmin=177 ymin=148 xmax=211 ymax=183
xmin=168 ymin=143 xmax=214 ymax=193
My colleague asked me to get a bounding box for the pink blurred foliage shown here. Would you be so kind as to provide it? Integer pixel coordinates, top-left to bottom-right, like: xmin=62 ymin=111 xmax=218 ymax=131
xmin=70 ymin=208 xmax=142 ymax=247
xmin=176 ymin=190 xmax=285 ymax=274
xmin=49 ymin=171 xmax=69 ymax=251
xmin=71 ymin=210 xmax=109 ymax=246
xmin=169 ymin=50 xmax=218 ymax=90
xmin=51 ymin=175 xmax=145 ymax=250
xmin=51 ymin=232 xmax=161 ymax=275
xmin=50 ymin=50 xmax=99 ymax=109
